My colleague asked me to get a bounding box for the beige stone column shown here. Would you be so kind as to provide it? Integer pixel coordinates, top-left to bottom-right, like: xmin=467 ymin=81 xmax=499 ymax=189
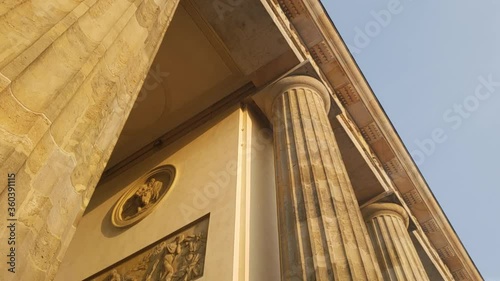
xmin=0 ymin=0 xmax=179 ymax=280
xmin=362 ymin=203 xmax=430 ymax=281
xmin=257 ymin=76 xmax=383 ymax=281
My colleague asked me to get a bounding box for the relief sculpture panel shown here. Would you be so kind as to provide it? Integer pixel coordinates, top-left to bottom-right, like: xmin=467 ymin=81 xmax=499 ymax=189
xmin=86 ymin=215 xmax=210 ymax=281
xmin=112 ymin=165 xmax=176 ymax=228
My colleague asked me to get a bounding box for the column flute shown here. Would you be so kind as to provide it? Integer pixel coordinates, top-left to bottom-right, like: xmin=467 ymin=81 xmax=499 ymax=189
xmin=257 ymin=76 xmax=383 ymax=281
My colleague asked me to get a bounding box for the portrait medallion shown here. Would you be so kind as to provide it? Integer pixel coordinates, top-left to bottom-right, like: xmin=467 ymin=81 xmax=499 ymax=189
xmin=112 ymin=165 xmax=176 ymax=227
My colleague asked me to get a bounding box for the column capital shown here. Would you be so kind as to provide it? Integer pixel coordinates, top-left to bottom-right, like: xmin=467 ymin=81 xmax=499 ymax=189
xmin=362 ymin=202 xmax=430 ymax=280
xmin=362 ymin=202 xmax=410 ymax=228
xmin=254 ymin=75 xmax=331 ymax=119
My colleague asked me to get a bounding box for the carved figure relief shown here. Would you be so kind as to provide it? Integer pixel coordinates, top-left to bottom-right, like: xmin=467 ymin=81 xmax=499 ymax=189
xmin=112 ymin=165 xmax=176 ymax=228
xmin=86 ymin=215 xmax=209 ymax=281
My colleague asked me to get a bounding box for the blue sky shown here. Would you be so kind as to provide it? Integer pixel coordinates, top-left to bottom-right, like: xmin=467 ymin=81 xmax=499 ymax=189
xmin=322 ymin=0 xmax=500 ymax=280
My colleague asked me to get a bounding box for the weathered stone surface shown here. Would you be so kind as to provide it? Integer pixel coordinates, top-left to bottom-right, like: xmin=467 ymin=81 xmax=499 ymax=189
xmin=11 ymin=0 xmax=135 ymax=116
xmin=0 ymin=129 xmax=30 ymax=184
xmin=362 ymin=203 xmax=430 ymax=281
xmin=30 ymin=225 xmax=61 ymax=271
xmin=18 ymin=191 xmax=52 ymax=233
xmin=0 ymin=88 xmax=51 ymax=181
xmin=1 ymin=3 xmax=90 ymax=80
xmin=0 ymin=0 xmax=83 ymax=69
xmin=47 ymin=182 xmax=82 ymax=239
xmin=0 ymin=0 xmax=180 ymax=279
xmin=47 ymin=260 xmax=62 ymax=281
xmin=260 ymin=76 xmax=383 ymax=281
xmin=20 ymin=257 xmax=47 ymax=281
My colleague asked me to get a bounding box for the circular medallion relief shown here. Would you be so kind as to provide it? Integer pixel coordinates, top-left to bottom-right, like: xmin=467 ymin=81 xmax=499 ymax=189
xmin=112 ymin=165 xmax=176 ymax=228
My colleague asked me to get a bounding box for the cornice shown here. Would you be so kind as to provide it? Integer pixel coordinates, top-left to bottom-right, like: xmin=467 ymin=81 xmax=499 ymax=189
xmin=272 ymin=0 xmax=483 ymax=280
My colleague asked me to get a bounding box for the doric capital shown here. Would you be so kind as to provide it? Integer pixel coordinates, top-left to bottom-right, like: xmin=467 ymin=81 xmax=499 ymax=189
xmin=253 ymin=75 xmax=331 ymax=119
xmin=362 ymin=202 xmax=410 ymax=228
xmin=266 ymin=73 xmax=383 ymax=280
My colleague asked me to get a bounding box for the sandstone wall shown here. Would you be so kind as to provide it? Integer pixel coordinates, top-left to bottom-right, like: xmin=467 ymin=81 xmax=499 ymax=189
xmin=0 ymin=0 xmax=180 ymax=279
xmin=56 ymin=108 xmax=281 ymax=281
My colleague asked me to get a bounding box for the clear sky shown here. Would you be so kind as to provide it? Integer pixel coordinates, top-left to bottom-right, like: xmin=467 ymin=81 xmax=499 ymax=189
xmin=322 ymin=0 xmax=500 ymax=280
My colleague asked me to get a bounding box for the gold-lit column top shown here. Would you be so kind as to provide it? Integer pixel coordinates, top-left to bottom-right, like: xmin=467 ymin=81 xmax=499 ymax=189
xmin=363 ymin=203 xmax=430 ymax=281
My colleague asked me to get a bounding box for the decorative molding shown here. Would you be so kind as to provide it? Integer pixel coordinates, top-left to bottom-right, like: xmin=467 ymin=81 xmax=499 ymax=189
xmin=452 ymin=269 xmax=471 ymax=281
xmin=277 ymin=0 xmax=306 ymax=19
xmin=437 ymin=245 xmax=456 ymax=260
xmin=383 ymin=158 xmax=404 ymax=177
xmin=111 ymin=165 xmax=176 ymax=228
xmin=421 ymin=219 xmax=440 ymax=234
xmin=335 ymin=83 xmax=360 ymax=107
xmin=86 ymin=215 xmax=210 ymax=281
xmin=402 ymin=189 xmax=423 ymax=207
xmin=309 ymin=41 xmax=335 ymax=65
xmin=360 ymin=122 xmax=383 ymax=144
xmin=283 ymin=1 xmax=483 ymax=279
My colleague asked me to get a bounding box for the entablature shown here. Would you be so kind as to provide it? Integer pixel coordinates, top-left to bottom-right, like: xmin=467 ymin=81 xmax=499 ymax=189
xmin=271 ymin=0 xmax=483 ymax=280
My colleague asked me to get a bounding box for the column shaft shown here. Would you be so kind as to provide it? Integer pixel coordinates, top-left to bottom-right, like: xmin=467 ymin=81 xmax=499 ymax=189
xmin=363 ymin=203 xmax=430 ymax=281
xmin=268 ymin=76 xmax=383 ymax=281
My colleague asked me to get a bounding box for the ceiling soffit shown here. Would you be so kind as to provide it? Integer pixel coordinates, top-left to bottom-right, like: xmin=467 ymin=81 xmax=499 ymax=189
xmin=107 ymin=0 xmax=302 ymax=170
xmin=190 ymin=0 xmax=293 ymax=75
xmin=108 ymin=2 xmax=248 ymax=167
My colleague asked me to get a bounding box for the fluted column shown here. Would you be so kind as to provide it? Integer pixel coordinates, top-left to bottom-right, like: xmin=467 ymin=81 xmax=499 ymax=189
xmin=362 ymin=203 xmax=429 ymax=281
xmin=257 ymin=76 xmax=383 ymax=281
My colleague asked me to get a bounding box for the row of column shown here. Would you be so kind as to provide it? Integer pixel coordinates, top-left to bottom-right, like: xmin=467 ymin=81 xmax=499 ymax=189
xmin=259 ymin=76 xmax=429 ymax=281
